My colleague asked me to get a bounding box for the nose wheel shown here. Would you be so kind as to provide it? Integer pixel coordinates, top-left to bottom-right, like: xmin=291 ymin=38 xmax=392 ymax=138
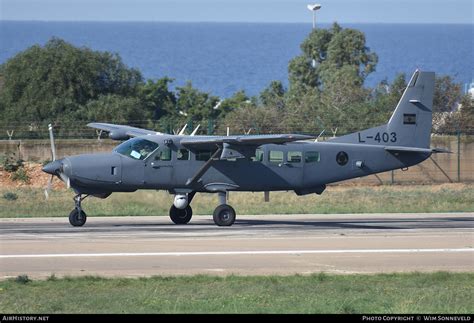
xmin=169 ymin=205 xmax=193 ymax=224
xmin=69 ymin=194 xmax=88 ymax=227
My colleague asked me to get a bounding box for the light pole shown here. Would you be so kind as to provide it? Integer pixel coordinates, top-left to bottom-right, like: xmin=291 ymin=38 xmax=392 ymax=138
xmin=307 ymin=4 xmax=322 ymax=68
xmin=307 ymin=4 xmax=322 ymax=29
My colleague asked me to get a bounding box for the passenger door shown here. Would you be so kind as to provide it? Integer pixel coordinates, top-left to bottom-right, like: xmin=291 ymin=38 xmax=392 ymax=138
xmin=265 ymin=147 xmax=303 ymax=189
xmin=144 ymin=146 xmax=174 ymax=188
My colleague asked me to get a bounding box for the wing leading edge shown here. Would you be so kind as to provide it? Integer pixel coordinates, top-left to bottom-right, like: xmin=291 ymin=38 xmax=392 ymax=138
xmin=87 ymin=123 xmax=163 ymax=140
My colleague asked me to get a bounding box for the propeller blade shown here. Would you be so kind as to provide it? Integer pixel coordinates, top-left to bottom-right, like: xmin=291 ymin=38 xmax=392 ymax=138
xmin=59 ymin=172 xmax=70 ymax=189
xmin=48 ymin=124 xmax=57 ymax=162
xmin=44 ymin=174 xmax=54 ymax=199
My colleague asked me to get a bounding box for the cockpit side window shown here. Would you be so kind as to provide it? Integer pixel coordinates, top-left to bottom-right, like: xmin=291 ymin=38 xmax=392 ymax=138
xmin=251 ymin=148 xmax=264 ymax=162
xmin=155 ymin=147 xmax=171 ymax=161
xmin=114 ymin=138 xmax=159 ymax=160
xmin=177 ymin=149 xmax=190 ymax=161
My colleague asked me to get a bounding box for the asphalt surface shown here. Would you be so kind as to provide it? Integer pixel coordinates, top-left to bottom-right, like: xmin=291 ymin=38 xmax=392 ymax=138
xmin=0 ymin=213 xmax=473 ymax=279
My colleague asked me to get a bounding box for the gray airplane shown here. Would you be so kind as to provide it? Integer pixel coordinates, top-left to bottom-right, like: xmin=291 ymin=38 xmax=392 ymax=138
xmin=43 ymin=70 xmax=447 ymax=227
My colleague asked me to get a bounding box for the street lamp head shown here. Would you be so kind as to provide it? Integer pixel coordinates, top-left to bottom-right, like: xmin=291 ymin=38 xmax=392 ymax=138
xmin=307 ymin=4 xmax=322 ymax=11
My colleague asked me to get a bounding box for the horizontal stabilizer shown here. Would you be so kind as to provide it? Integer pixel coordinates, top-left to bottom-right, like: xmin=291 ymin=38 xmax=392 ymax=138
xmin=385 ymin=146 xmax=451 ymax=154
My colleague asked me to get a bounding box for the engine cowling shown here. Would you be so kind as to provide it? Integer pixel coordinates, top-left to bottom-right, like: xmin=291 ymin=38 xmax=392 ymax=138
xmin=173 ymin=194 xmax=188 ymax=209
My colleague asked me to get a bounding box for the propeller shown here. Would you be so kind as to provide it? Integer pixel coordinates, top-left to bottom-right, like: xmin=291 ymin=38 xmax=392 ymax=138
xmin=43 ymin=124 xmax=70 ymax=199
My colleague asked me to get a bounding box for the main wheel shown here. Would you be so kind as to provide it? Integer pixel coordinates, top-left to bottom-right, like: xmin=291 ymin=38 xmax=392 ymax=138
xmin=69 ymin=209 xmax=87 ymax=227
xmin=213 ymin=204 xmax=236 ymax=226
xmin=169 ymin=205 xmax=193 ymax=224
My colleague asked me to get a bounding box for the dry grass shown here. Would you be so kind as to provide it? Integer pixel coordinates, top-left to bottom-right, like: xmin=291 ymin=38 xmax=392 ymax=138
xmin=0 ymin=184 xmax=472 ymax=218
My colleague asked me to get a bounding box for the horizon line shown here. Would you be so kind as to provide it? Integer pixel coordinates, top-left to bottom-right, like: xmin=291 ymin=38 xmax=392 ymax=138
xmin=1 ymin=19 xmax=472 ymax=25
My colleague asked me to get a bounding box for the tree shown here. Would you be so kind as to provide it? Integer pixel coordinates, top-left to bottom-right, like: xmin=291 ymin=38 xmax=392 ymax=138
xmin=0 ymin=38 xmax=142 ymax=123
xmin=139 ymin=78 xmax=176 ymax=120
xmin=260 ymin=81 xmax=286 ymax=109
xmin=368 ymin=73 xmax=408 ymax=126
xmin=433 ymin=75 xmax=462 ymax=113
xmin=288 ymin=23 xmax=378 ymax=91
xmin=77 ymin=94 xmax=148 ymax=126
xmin=175 ymin=81 xmax=220 ymax=122
xmin=218 ymin=90 xmax=254 ymax=117
xmin=439 ymin=94 xmax=474 ymax=134
xmin=432 ymin=76 xmax=462 ymax=131
xmin=457 ymin=95 xmax=474 ymax=133
xmin=221 ymin=104 xmax=283 ymax=134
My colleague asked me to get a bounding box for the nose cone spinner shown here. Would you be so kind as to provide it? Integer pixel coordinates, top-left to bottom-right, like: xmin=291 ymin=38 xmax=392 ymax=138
xmin=42 ymin=160 xmax=62 ymax=175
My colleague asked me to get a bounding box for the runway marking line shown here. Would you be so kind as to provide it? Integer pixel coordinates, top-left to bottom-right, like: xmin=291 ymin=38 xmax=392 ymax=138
xmin=1 ymin=248 xmax=473 ymax=259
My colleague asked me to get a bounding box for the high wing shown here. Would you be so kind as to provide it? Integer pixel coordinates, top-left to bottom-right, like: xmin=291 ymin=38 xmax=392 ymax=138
xmin=180 ymin=134 xmax=314 ymax=147
xmin=87 ymin=122 xmax=163 ymax=140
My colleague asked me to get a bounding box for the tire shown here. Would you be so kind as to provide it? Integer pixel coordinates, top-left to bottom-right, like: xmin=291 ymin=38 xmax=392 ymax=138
xmin=69 ymin=209 xmax=87 ymax=227
xmin=169 ymin=205 xmax=193 ymax=224
xmin=213 ymin=204 xmax=236 ymax=226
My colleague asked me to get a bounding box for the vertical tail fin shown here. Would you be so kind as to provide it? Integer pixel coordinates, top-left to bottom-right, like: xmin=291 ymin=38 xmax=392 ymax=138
xmin=387 ymin=70 xmax=435 ymax=148
xmin=330 ymin=70 xmax=435 ymax=148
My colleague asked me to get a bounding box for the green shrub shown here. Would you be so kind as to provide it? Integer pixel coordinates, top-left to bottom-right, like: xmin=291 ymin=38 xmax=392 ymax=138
xmin=3 ymin=192 xmax=18 ymax=201
xmin=11 ymin=168 xmax=30 ymax=183
xmin=47 ymin=274 xmax=58 ymax=281
xmin=2 ymin=153 xmax=24 ymax=173
xmin=15 ymin=275 xmax=31 ymax=284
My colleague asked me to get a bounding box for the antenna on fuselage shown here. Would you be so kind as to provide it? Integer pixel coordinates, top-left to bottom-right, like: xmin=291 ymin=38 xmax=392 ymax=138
xmin=178 ymin=124 xmax=188 ymax=135
xmin=190 ymin=124 xmax=200 ymax=136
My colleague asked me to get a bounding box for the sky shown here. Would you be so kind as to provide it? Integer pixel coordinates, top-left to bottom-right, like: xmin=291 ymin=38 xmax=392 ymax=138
xmin=0 ymin=0 xmax=472 ymax=24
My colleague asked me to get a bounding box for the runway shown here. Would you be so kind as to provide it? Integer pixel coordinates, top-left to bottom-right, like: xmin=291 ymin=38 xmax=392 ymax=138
xmin=1 ymin=213 xmax=473 ymax=279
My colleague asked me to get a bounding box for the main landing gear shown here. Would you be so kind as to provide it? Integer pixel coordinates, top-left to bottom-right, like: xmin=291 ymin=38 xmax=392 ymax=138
xmin=169 ymin=191 xmax=236 ymax=226
xmin=212 ymin=192 xmax=235 ymax=226
xmin=69 ymin=194 xmax=89 ymax=227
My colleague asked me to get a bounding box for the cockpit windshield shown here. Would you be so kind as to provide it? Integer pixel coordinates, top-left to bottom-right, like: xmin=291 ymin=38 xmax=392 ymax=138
xmin=114 ymin=138 xmax=159 ymax=160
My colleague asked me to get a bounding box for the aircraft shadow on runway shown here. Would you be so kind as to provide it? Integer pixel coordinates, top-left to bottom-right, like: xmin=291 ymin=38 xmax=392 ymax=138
xmin=3 ymin=216 xmax=472 ymax=235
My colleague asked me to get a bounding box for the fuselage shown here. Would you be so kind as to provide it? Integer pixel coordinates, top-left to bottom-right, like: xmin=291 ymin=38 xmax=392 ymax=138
xmin=60 ymin=135 xmax=430 ymax=196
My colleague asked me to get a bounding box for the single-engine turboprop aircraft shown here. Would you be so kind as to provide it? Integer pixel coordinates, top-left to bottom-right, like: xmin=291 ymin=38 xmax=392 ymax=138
xmin=43 ymin=70 xmax=448 ymax=227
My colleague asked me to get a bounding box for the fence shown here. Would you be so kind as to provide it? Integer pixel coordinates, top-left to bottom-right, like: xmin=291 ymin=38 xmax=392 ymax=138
xmin=0 ymin=121 xmax=473 ymax=185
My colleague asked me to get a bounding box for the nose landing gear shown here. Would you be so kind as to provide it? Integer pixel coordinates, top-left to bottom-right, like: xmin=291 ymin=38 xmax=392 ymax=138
xmin=169 ymin=192 xmax=195 ymax=224
xmin=169 ymin=205 xmax=193 ymax=224
xmin=69 ymin=194 xmax=89 ymax=227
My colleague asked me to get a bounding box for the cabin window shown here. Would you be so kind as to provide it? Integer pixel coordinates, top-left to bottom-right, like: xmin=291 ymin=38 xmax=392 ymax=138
xmin=269 ymin=151 xmax=283 ymax=163
xmin=287 ymin=151 xmax=302 ymax=163
xmin=114 ymin=138 xmax=159 ymax=160
xmin=155 ymin=147 xmax=171 ymax=161
xmin=177 ymin=149 xmax=189 ymax=161
xmin=251 ymin=148 xmax=264 ymax=162
xmin=195 ymin=149 xmax=217 ymax=161
xmin=305 ymin=151 xmax=320 ymax=163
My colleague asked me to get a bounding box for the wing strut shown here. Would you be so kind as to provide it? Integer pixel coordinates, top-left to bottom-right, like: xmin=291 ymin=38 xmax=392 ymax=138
xmin=185 ymin=148 xmax=223 ymax=187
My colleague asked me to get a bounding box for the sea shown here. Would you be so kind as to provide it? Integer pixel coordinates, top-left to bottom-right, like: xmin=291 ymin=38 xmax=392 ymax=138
xmin=0 ymin=21 xmax=472 ymax=98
